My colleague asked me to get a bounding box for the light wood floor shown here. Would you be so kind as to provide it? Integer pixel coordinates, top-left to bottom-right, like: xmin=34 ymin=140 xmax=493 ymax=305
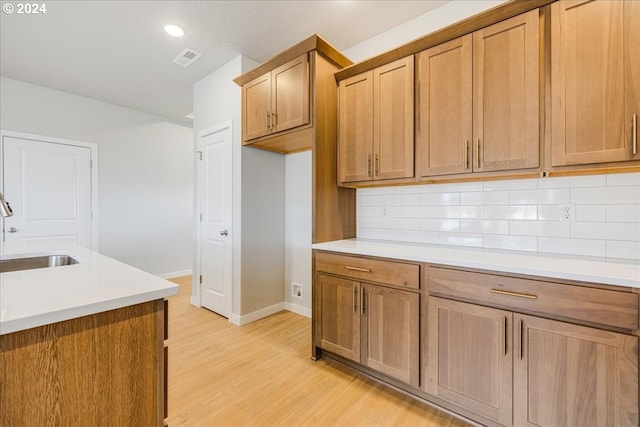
xmin=167 ymin=276 xmax=471 ymax=427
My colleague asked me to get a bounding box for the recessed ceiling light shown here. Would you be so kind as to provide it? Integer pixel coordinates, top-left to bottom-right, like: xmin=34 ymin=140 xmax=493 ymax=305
xmin=164 ymin=24 xmax=185 ymax=38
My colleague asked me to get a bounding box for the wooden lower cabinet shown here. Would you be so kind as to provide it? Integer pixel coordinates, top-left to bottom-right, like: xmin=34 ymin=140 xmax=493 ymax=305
xmin=426 ymin=297 xmax=513 ymax=426
xmin=315 ymin=273 xmax=420 ymax=387
xmin=427 ymin=296 xmax=639 ymax=427
xmin=514 ymin=314 xmax=639 ymax=427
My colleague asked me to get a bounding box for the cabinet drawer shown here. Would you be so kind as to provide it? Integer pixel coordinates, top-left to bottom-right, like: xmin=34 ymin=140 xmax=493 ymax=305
xmin=316 ymin=252 xmax=420 ymax=289
xmin=428 ymin=267 xmax=638 ymax=330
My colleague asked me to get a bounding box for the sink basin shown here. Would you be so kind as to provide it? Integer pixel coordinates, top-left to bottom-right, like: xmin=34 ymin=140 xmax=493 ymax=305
xmin=1 ymin=255 xmax=79 ymax=273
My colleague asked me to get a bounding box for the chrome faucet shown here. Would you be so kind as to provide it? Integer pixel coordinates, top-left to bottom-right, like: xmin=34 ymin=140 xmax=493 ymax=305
xmin=0 ymin=192 xmax=13 ymax=218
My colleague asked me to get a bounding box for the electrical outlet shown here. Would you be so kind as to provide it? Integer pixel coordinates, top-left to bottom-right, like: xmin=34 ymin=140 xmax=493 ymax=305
xmin=560 ymin=204 xmax=575 ymax=222
xmin=291 ymin=283 xmax=303 ymax=299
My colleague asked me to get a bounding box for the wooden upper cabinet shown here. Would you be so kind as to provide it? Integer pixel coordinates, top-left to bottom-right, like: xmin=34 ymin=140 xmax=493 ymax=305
xmin=339 ymin=56 xmax=414 ymax=184
xmin=514 ymin=313 xmax=638 ymax=427
xmin=242 ymin=54 xmax=309 ymax=143
xmin=473 ymin=9 xmax=540 ymax=172
xmin=552 ymin=0 xmax=640 ymax=166
xmin=338 ymin=71 xmax=374 ymax=183
xmin=416 ymin=35 xmax=473 ymax=177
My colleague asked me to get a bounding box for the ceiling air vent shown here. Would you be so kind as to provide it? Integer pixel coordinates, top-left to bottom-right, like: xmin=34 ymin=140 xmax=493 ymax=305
xmin=172 ymin=48 xmax=202 ymax=67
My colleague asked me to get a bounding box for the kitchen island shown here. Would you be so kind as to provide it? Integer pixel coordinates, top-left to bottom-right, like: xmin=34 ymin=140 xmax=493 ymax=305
xmin=0 ymin=240 xmax=178 ymax=427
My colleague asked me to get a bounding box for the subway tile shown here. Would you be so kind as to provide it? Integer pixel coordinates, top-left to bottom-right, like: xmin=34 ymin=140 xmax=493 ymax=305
xmin=538 ymin=205 xmax=562 ymax=221
xmin=439 ymin=181 xmax=483 ymax=193
xmin=356 ymin=228 xmax=372 ymax=239
xmin=538 ymin=237 xmax=606 ymax=257
xmin=357 ymin=206 xmax=383 ymax=218
xmin=509 ymin=189 xmax=570 ymax=205
xmin=606 ymin=172 xmax=640 ymax=187
xmin=357 ymin=217 xmax=389 ymax=229
xmin=460 ymin=191 xmax=509 ymax=205
xmin=483 ymin=206 xmax=538 ymax=220
xmin=538 ymin=174 xmax=606 ymax=189
xmin=460 ymin=219 xmax=509 ymax=234
xmin=388 ymin=206 xmax=404 ymax=217
xmin=571 ymin=222 xmax=640 ymax=241
xmin=606 ymin=240 xmax=640 ymax=260
xmin=406 ymin=230 xmax=439 ymax=244
xmin=357 ymin=194 xmax=385 ymax=206
xmin=576 ymin=205 xmax=606 ymax=222
xmin=571 ymin=187 xmax=640 ymax=204
xmin=408 ymin=183 xmax=442 ymax=193
xmin=438 ymin=232 xmax=483 ymax=248
xmin=404 ymin=205 xmax=440 ymax=218
xmin=440 ymin=205 xmax=483 ymax=219
xmin=366 ymin=228 xmax=404 ymax=241
xmin=483 ymin=178 xmax=538 ymax=191
xmin=606 ymin=205 xmax=640 ymax=223
xmin=420 ymin=219 xmax=460 ymax=232
xmin=386 ymin=218 xmax=421 ymax=230
xmin=420 ymin=192 xmax=460 ymax=206
xmin=510 ymin=220 xmax=570 ymax=238
xmin=385 ymin=193 xmax=418 ymax=206
xmin=483 ymin=235 xmax=538 ymax=252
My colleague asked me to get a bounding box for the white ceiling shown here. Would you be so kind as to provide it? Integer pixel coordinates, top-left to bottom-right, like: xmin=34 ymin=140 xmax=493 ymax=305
xmin=0 ymin=0 xmax=448 ymax=124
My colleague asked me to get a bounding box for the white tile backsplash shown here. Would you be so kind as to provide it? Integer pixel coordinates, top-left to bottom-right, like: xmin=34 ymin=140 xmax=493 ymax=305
xmin=356 ymin=172 xmax=640 ymax=260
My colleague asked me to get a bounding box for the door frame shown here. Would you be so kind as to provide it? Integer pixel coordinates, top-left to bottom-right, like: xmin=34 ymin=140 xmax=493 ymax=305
xmin=192 ymin=120 xmax=233 ymax=309
xmin=0 ymin=129 xmax=99 ymax=249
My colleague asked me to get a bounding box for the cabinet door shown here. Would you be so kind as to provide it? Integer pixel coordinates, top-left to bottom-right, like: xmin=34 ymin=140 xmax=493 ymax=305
xmin=373 ymin=57 xmax=414 ymax=180
xmin=551 ymin=0 xmax=635 ymax=166
xmin=474 ymin=9 xmax=539 ymax=172
xmin=625 ymin=0 xmax=640 ymax=161
xmin=416 ymin=35 xmax=472 ymax=177
xmin=316 ymin=274 xmax=360 ymax=362
xmin=242 ymin=72 xmax=272 ymax=141
xmin=514 ymin=314 xmax=638 ymax=427
xmin=339 ymin=71 xmax=373 ymax=183
xmin=361 ymin=284 xmax=419 ymax=387
xmin=426 ymin=297 xmax=513 ymax=426
xmin=272 ymin=54 xmax=310 ymax=134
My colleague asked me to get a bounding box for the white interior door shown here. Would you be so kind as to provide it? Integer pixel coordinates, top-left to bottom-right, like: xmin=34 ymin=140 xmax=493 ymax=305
xmin=199 ymin=123 xmax=232 ymax=318
xmin=2 ymin=135 xmax=94 ymax=248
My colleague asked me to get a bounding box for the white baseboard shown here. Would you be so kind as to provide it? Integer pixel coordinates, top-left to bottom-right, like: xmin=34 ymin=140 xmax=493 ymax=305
xmin=229 ymin=302 xmax=285 ymax=326
xmin=285 ymin=301 xmax=311 ymax=318
xmin=190 ymin=296 xmax=200 ymax=307
xmin=158 ymin=269 xmax=192 ymax=279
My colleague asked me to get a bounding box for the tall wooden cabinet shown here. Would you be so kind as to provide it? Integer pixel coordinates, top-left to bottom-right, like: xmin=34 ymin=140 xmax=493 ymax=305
xmin=551 ymin=0 xmax=640 ymax=166
xmin=338 ymin=56 xmax=414 ymax=184
xmin=416 ymin=9 xmax=540 ymax=178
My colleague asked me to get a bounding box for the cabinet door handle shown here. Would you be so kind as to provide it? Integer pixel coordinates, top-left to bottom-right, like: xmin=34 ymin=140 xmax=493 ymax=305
xmin=353 ymin=286 xmax=358 ymax=313
xmin=503 ymin=316 xmax=508 ymax=356
xmin=465 ymin=140 xmax=470 ymax=169
xmin=367 ymin=155 xmax=372 ymax=177
xmin=519 ymin=319 xmax=524 ymax=360
xmin=374 ymin=154 xmax=379 ymax=177
xmin=633 ymin=114 xmax=637 ymax=155
xmin=346 ymin=266 xmax=371 ymax=273
xmin=490 ymin=288 xmax=537 ymax=299
xmin=266 ymin=110 xmax=270 ymax=129
xmin=272 ymin=112 xmax=277 ymax=128
xmin=361 ymin=288 xmax=366 ymax=315
xmin=476 ymin=138 xmax=481 ymax=168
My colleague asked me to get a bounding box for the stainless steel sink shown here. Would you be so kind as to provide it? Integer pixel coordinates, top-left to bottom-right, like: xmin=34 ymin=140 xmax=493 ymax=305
xmin=0 ymin=255 xmax=79 ymax=273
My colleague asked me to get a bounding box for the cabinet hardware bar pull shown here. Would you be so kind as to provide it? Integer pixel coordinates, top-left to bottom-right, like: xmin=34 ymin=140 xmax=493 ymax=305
xmin=353 ymin=287 xmax=358 ymax=313
xmin=362 ymin=288 xmax=366 ymax=315
xmin=266 ymin=110 xmax=270 ymax=129
xmin=490 ymin=288 xmax=537 ymax=299
xmin=346 ymin=266 xmax=371 ymax=273
xmin=519 ymin=319 xmax=524 ymax=360
xmin=504 ymin=316 xmax=508 ymax=356
xmin=272 ymin=112 xmax=277 ymax=128
xmin=367 ymin=155 xmax=372 ymax=177
xmin=375 ymin=154 xmax=379 ymax=177
xmin=477 ymin=138 xmax=481 ymax=169
xmin=633 ymin=114 xmax=637 ymax=155
xmin=465 ymin=140 xmax=470 ymax=169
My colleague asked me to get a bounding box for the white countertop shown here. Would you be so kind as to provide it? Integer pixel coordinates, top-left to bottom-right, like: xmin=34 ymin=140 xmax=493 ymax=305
xmin=312 ymin=239 xmax=640 ymax=288
xmin=0 ymin=240 xmax=179 ymax=335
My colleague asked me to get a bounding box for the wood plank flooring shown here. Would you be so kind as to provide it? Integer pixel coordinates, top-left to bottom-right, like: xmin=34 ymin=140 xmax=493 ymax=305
xmin=167 ymin=276 xmax=471 ymax=427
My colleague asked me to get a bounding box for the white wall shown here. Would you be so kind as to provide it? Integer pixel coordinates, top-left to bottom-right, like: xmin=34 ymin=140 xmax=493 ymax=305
xmin=285 ymin=151 xmax=312 ymax=316
xmin=0 ymin=76 xmax=193 ymax=276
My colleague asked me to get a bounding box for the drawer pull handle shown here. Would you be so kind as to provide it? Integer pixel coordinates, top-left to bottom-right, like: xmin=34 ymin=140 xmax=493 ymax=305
xmin=490 ymin=288 xmax=537 ymax=299
xmin=346 ymin=266 xmax=371 ymax=273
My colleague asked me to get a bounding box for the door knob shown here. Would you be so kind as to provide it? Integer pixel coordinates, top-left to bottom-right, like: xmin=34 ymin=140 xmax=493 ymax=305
xmin=220 ymin=229 xmax=228 ymax=236
xmin=7 ymin=227 xmax=17 ymax=233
